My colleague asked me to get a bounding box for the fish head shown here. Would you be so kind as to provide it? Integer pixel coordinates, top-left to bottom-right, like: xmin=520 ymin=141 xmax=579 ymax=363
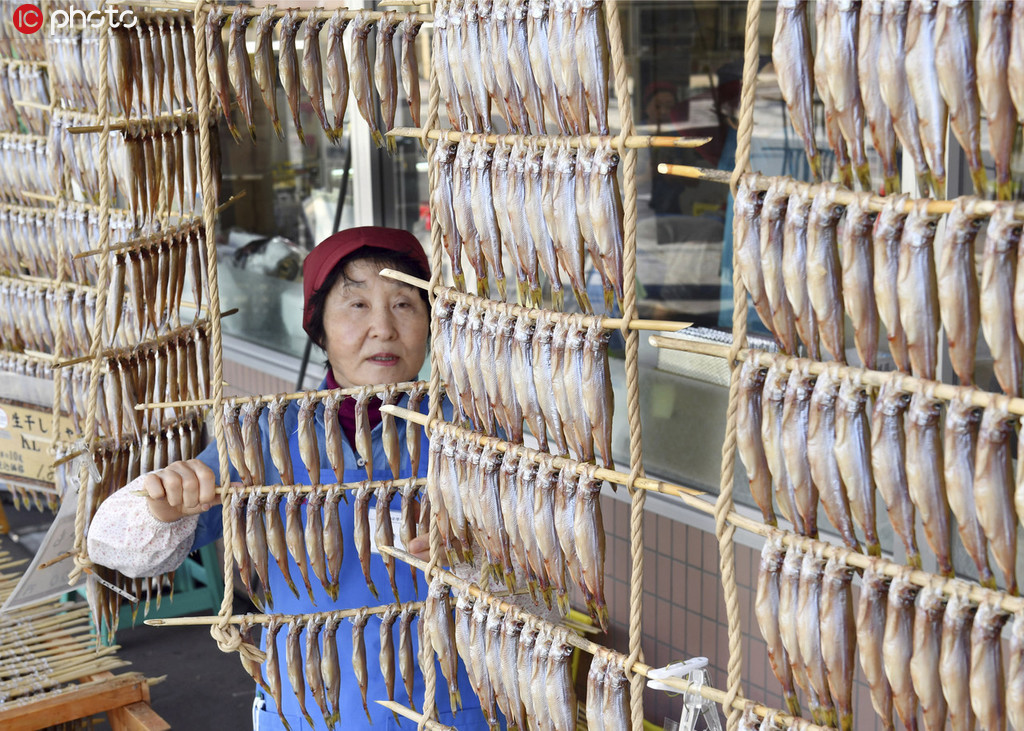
xmin=501 ymin=449 xmax=520 ymax=476
xmin=229 ymin=5 xmax=251 ymax=31
xmin=352 ymin=10 xmax=374 ymax=37
xmin=551 ymin=317 xmax=570 ymax=348
xmin=472 ymin=140 xmax=494 ymax=170
xmin=987 ymin=206 xmax=1024 ymax=251
xmin=837 ymin=376 xmax=868 ymax=412
xmin=564 ymin=322 xmax=586 ymax=351
xmin=593 ymin=144 xmax=620 ymax=176
xmin=555 ymin=144 xmax=576 ymax=175
xmin=781 ymin=546 xmax=803 ymax=579
xmin=208 ymin=5 xmax=226 ymax=28
xmin=451 ymin=300 xmax=470 ymax=328
xmin=739 ymin=357 xmax=767 ymax=391
xmin=528 ymin=0 xmax=550 ymax=18
xmin=513 ymin=313 xmax=536 ymax=343
xmin=908 ymin=389 xmax=942 ymax=426
xmin=471 ymin=597 xmax=489 ymax=624
xmin=823 ymin=556 xmax=853 ymax=586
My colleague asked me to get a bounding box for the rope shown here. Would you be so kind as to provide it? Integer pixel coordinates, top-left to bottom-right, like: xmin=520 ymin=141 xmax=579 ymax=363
xmin=191 ymin=1 xmax=239 ymax=655
xmin=419 ymin=2 xmax=443 ymax=725
xmin=603 ymin=1 xmax=646 ymax=729
xmin=719 ymin=2 xmax=762 ymax=730
xmin=69 ymin=16 xmax=113 ymax=585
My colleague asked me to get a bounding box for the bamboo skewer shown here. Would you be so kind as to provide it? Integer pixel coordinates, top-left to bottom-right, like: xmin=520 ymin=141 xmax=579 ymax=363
xmin=383 ymin=546 xmax=830 ymax=731
xmin=53 ymin=316 xmax=220 ymax=369
xmin=20 ymin=192 xmax=58 ymax=204
xmin=130 ymin=477 xmax=427 ymax=498
xmin=649 ymin=334 xmax=1024 ymax=416
xmin=12 ymin=100 xmax=51 ymax=111
xmin=192 ymin=3 xmax=432 ymax=22
xmin=72 ymin=218 xmax=203 ymax=259
xmin=657 ymin=164 xmax=1024 ymax=218
xmin=133 ymin=378 xmax=428 ymax=411
xmin=66 ymin=111 xmax=201 ymax=135
xmin=383 ymin=404 xmax=710 ymax=499
xmin=144 ymin=602 xmax=424 ymax=627
xmin=388 ymin=127 xmax=712 ymax=150
xmin=375 ymin=700 xmax=456 ymax=731
xmin=379 ymin=270 xmax=693 ymax=333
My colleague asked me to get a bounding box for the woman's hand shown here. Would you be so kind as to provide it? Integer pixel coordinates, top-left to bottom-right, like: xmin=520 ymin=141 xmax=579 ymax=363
xmin=141 ymin=459 xmax=218 ymax=523
xmin=407 ymin=533 xmax=430 ymax=562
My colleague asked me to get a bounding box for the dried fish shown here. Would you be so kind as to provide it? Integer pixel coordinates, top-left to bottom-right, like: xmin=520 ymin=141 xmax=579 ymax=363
xmin=937 ymin=198 xmax=982 ymax=386
xmin=858 ymin=0 xmax=899 ymax=192
xmin=905 ymin=0 xmax=948 ymax=198
xmin=353 ymin=484 xmax=378 ymax=599
xmin=871 ymin=376 xmax=920 ymax=567
xmin=471 ymin=141 xmax=507 ymax=300
xmin=806 ymin=184 xmax=845 ymax=363
xmin=755 ymin=537 xmax=799 ymax=716
xmin=297 ymin=393 xmax=320 ymax=483
xmin=263 ymin=617 xmax=290 ymax=729
xmin=735 ymin=176 xmax=773 ymax=340
xmin=873 ymin=195 xmax=911 ymax=373
xmin=839 ymin=193 xmax=877 ymax=369
xmin=322 ymin=486 xmax=343 ymax=602
xmin=970 ymin=602 xmax=1009 ymax=731
xmin=589 ymin=142 xmax=624 ymax=310
xmin=278 ymin=10 xmax=305 ymax=145
xmin=245 ymin=492 xmax=272 ymax=610
xmin=939 ymin=593 xmax=975 ymax=731
xmin=835 ymin=374 xmax=878 ymax=555
xmin=977 ymin=1 xmax=1016 ymax=200
xmin=782 ymin=188 xmax=819 ymax=359
xmin=326 ymin=10 xmax=350 ymax=141
xmin=934 ymin=0 xmax=987 ymax=195
xmin=227 ymin=6 xmax=256 ymax=142
xmin=1009 ymin=612 xmax=1024 ymax=731
xmin=797 ymin=551 xmax=835 ymax=727
xmin=286 ymin=618 xmax=316 ymax=727
xmin=301 ymin=9 xmax=332 ymax=140
xmin=977 ymin=397 xmax=1018 ymax=594
xmin=910 ymin=586 xmax=948 ymax=731
xmin=781 ymin=366 xmax=817 ymax=537
xmin=813 ymin=0 xmax=852 ymax=188
xmin=905 ymin=387 xmax=952 ymax=578
xmin=253 ymin=6 xmax=283 ymax=140
xmin=582 ymin=320 xmax=614 ymax=469
xmin=982 ymin=205 xmax=1023 ymax=396
xmin=321 ymin=393 xmax=345 ymax=486
xmin=778 ymin=547 xmax=812 ymax=714
xmin=897 ymin=202 xmax=941 ymax=380
xmin=206 ymin=7 xmax=239 ymax=143
xmin=398 ymin=606 xmax=417 ymax=710
xmin=824 ymin=0 xmax=871 ymax=190
xmin=738 ymin=356 xmax=774 ymax=525
xmin=820 ymin=557 xmax=854 ymax=731
xmin=379 ymin=607 xmax=399 ymax=720
xmin=399 ymin=15 xmax=423 ymax=127
xmin=855 ymin=565 xmax=893 ymax=729
xmin=772 ymin=0 xmax=821 ymax=180
xmin=760 ymin=180 xmax=799 ymax=353
xmin=883 ymin=573 xmax=920 ymax=731
xmin=808 ymin=367 xmax=859 ymax=549
xmin=374 ymin=11 xmax=401 ymax=149
xmin=878 ymin=0 xmax=932 ymax=195
xmin=285 ymin=487 xmax=315 ymax=598
xmin=351 ymin=609 xmax=372 ymax=723
xmin=426 ymin=577 xmax=461 ymax=711
xmin=222 ymin=403 xmax=252 ymax=485
xmin=351 ymin=11 xmax=384 ymax=148
xmin=761 ymin=362 xmax=798 ymax=530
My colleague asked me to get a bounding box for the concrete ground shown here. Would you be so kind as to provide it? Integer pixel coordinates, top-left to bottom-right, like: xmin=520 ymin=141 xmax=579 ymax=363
xmin=0 ymin=497 xmax=256 ymax=729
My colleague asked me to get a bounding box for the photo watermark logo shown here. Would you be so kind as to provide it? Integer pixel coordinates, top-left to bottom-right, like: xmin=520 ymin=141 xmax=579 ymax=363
xmin=13 ymin=4 xmax=138 ymax=34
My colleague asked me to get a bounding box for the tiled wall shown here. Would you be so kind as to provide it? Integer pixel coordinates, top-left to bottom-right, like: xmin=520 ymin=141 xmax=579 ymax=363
xmin=223 ymin=357 xmax=296 ymax=399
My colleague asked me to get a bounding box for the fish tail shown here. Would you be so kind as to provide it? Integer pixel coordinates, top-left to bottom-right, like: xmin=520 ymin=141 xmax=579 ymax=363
xmin=784 ymin=694 xmax=801 ymax=718
xmin=362 ymin=697 xmax=373 ymax=723
xmin=226 ymin=119 xmax=242 ymax=144
xmin=410 ymin=566 xmax=418 ymax=594
xmin=389 ymin=577 xmax=400 ymax=602
xmin=495 ymin=275 xmax=507 ymax=300
xmin=914 ymin=170 xmax=932 ymax=197
xmin=883 ymin=173 xmax=900 ymax=196
xmin=503 ymin=570 xmax=516 ymax=594
xmin=272 ymin=119 xmax=284 ymax=140
xmin=296 ymin=125 xmax=306 ymax=146
xmin=970 ymin=166 xmax=989 ymax=198
xmin=837 ymin=163 xmax=854 ymax=190
xmin=476 ymin=275 xmax=489 ymax=298
xmin=573 ymin=287 xmax=591 ymax=314
xmin=602 ymin=286 xmax=615 ymax=316
xmin=808 ymin=152 xmax=823 ymax=183
xmin=263 ymin=585 xmax=273 ymax=609
xmin=372 ymin=130 xmax=385 ymax=149
xmin=247 ymin=124 xmax=257 ymax=144
xmin=450 ymin=687 xmax=461 ymax=711
xmin=300 ymin=707 xmax=316 ymax=727
xmin=515 ymin=280 xmax=527 ymax=306
xmin=385 ymin=134 xmax=397 ymax=155
xmin=277 ymin=711 xmax=292 ymax=731
xmin=529 ymin=286 xmax=543 ymax=308
xmin=368 ymin=580 xmax=380 ymax=600
xmin=328 ymin=711 xmax=339 ymax=728
xmin=907 ymin=550 xmax=922 ymax=570
xmin=997 ymin=179 xmax=1014 ymax=202
xmin=551 ymin=287 xmax=564 ymax=312
xmin=282 ymin=571 xmax=300 ymax=599
xmin=855 ymin=163 xmax=872 ymax=192
xmin=866 ymin=541 xmax=881 ymax=558
xmin=453 ymin=272 xmax=467 ymax=292
xmin=930 ymin=173 xmax=946 ymax=200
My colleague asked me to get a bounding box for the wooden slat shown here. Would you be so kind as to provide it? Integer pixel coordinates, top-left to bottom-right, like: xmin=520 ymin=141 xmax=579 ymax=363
xmin=107 ymin=701 xmax=170 ymax=731
xmin=0 ymin=672 xmax=150 ymax=731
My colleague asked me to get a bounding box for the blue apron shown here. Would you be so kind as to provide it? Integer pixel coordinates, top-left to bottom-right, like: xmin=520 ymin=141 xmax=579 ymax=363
xmin=192 ymin=386 xmax=487 ymax=731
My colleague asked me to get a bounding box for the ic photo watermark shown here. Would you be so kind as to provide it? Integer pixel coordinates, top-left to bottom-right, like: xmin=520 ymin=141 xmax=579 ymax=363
xmin=11 ymin=4 xmax=138 ymax=34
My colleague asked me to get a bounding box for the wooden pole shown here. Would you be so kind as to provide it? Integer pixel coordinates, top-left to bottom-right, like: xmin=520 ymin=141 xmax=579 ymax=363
xmin=388 ymin=127 xmax=712 ymax=150
xmin=379 ymin=270 xmax=692 ymax=333
xmin=144 ymin=602 xmax=424 ymax=626
xmin=133 ymin=379 xmax=427 ymax=411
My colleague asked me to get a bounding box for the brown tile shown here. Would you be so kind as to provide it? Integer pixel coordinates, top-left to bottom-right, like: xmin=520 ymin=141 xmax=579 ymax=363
xmin=685 ymin=610 xmax=701 ymax=653
xmin=735 ymin=543 xmax=754 ymax=590
xmin=701 ymin=617 xmax=718 ymax=658
xmin=685 ymin=566 xmax=702 ymax=610
xmin=702 ymin=532 xmax=720 ymax=573
xmin=701 ymin=573 xmax=720 ymax=620
xmin=656 ymin=597 xmax=672 ymax=641
xmin=610 ymin=536 xmax=629 ymax=582
xmin=656 ymin=555 xmax=672 ymax=599
xmin=747 ymin=635 xmax=768 ymax=690
xmin=642 ymin=594 xmax=656 ymax=632
xmin=657 ymin=515 xmax=673 ymax=555
xmin=671 ymin=522 xmax=688 ymax=559
xmin=643 ymin=515 xmax=658 ymax=550
xmin=738 ymin=583 xmax=752 ymax=632
xmin=672 ymin=605 xmax=686 ymax=646
xmin=671 ymin=560 xmax=687 ymax=606
xmin=686 ymin=528 xmax=702 ymax=567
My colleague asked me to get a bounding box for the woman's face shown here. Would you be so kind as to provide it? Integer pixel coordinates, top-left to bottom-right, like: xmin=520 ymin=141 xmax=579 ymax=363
xmin=321 ymin=260 xmax=429 ymax=388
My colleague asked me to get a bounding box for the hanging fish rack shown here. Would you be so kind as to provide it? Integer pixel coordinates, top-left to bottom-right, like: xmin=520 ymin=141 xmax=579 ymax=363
xmin=145 ymin=601 xmax=426 ymax=627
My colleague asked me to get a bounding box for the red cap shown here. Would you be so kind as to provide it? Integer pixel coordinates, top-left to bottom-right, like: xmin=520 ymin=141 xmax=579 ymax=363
xmin=302 ymin=226 xmax=430 ymax=336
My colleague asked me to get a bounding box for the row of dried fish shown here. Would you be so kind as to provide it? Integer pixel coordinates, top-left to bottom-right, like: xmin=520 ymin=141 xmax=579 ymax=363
xmin=105 ymin=225 xmax=209 ymax=345
xmin=0 ymin=136 xmax=57 ymax=203
xmin=57 ymin=207 xmax=138 ymax=285
xmin=0 ymin=281 xmax=106 ymax=355
xmin=222 ymin=383 xmax=427 ymax=492
xmin=0 ymin=62 xmax=49 ymax=136
xmin=756 ymin=540 xmax=1024 ymax=731
xmin=435 ymin=0 xmax=610 ymax=137
xmin=47 ymin=29 xmax=104 ymax=113
xmin=110 ymin=18 xmax=197 ymax=120
xmin=433 ymin=294 xmax=614 ymax=467
xmin=0 ymin=205 xmax=126 ymax=280
xmin=228 ymin=479 xmax=426 ymax=612
xmin=52 ymin=112 xmax=214 ymax=219
xmin=0 ymin=484 xmax=58 ymax=513
xmin=104 ymin=325 xmax=212 ymax=443
xmin=241 ymin=606 xmax=420 ymax=730
xmin=433 ymin=136 xmax=623 ymax=313
xmin=736 ymin=177 xmax=1024 ymax=388
xmin=209 ymin=5 xmax=423 ymax=148
xmin=774 ymin=0 xmax=1024 ymax=199
xmin=427 ymin=423 xmax=607 ymax=629
xmin=740 ymin=353 xmax=1024 ymax=594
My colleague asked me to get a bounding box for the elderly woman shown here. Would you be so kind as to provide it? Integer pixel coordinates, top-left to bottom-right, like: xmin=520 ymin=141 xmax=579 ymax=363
xmin=89 ymin=227 xmax=485 ymax=730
